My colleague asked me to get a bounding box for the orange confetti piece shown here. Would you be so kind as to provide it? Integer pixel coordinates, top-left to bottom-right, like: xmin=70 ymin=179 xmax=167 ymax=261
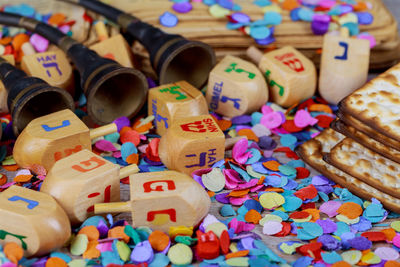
xmin=216 ymin=119 xmax=232 ymax=131
xmin=282 ymin=0 xmax=299 ymax=10
xmin=225 ymin=250 xmax=249 ymax=259
xmin=303 ymin=208 xmax=320 ymax=222
xmin=0 ymin=173 xmax=7 ymax=186
xmin=13 ymin=174 xmax=33 ymax=183
xmin=11 ymin=33 xmax=29 ymax=51
xmin=78 ymin=225 xmax=100 ymax=242
xmin=237 ymin=129 xmax=259 ymax=142
xmin=385 ymin=260 xmax=400 ymax=267
xmin=4 ymin=242 xmax=23 ymax=264
xmin=264 ymin=188 xmax=285 ymax=193
xmin=120 ymin=129 xmax=140 ymax=146
xmin=258 ymin=176 xmax=266 ymax=185
xmin=308 ymin=104 xmax=332 ymax=114
xmin=132 ymin=118 xmax=153 ymax=133
xmin=381 ymin=228 xmax=396 ymax=242
xmin=48 ymin=13 xmax=67 ymax=26
xmin=126 ymin=153 xmax=139 ymax=164
xmin=83 ymin=240 xmax=100 ymax=259
xmin=263 ymin=160 xmax=280 ymax=171
xmin=208 ymin=191 xmax=216 ymax=197
xmin=148 ymin=230 xmax=170 ymax=252
xmin=244 ymin=209 xmax=261 ymax=224
xmin=45 ymin=257 xmax=68 ymax=267
xmin=3 ymin=164 xmax=19 ymax=171
xmin=332 ymin=261 xmax=352 ymax=267
xmin=108 ymin=226 xmax=130 ymax=243
xmin=0 ymin=36 xmax=12 ymax=45
xmin=337 ymin=202 xmax=362 ymax=219
xmin=119 ymin=126 xmax=133 ymax=136
xmin=228 ymin=189 xmax=250 ymax=197
xmin=353 ymin=2 xmax=367 ymax=11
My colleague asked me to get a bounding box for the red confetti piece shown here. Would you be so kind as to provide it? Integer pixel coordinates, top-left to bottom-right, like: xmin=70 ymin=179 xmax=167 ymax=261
xmin=361 ymin=231 xmax=387 ymax=242
xmin=294 ymin=184 xmax=318 ymax=200
xmin=120 ymin=129 xmax=140 ymax=146
xmin=296 ymin=167 xmax=310 ymax=179
xmin=301 ymin=202 xmax=316 ymax=210
xmin=289 ymin=211 xmax=311 ymax=220
xmin=146 ymin=138 xmax=160 ymax=162
xmin=273 ymin=222 xmax=292 ymax=237
xmin=316 ymin=115 xmax=334 ymax=128
xmin=281 ymin=120 xmax=304 ymax=133
xmin=296 ymin=242 xmax=322 ymax=260
xmin=220 ymin=230 xmax=230 ymax=254
xmin=297 ymin=98 xmax=316 ymax=111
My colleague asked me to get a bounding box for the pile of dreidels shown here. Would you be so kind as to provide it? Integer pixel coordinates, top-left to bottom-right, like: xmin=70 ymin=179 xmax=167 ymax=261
xmin=296 ymin=63 xmax=400 ymax=213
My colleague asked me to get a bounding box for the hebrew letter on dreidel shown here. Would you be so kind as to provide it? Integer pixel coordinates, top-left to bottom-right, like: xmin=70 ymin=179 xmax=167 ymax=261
xmin=0 ymin=230 xmax=27 ymax=250
xmin=72 ymin=157 xmax=106 ymax=172
xmin=156 ymin=114 xmax=169 ymax=129
xmin=86 ymin=185 xmax=111 ymax=213
xmin=282 ymin=58 xmax=305 ymax=72
xmin=220 ymin=96 xmax=241 ymax=109
xmin=143 ymin=180 xmax=176 ymax=192
xmin=185 ymin=152 xmax=207 ymax=168
xmin=41 ymin=120 xmax=71 ymax=132
xmin=159 ymin=86 xmax=187 ymax=100
xmin=42 ymin=62 xmax=62 ymax=77
xmin=54 ymin=145 xmax=83 ymax=162
xmin=225 ymin=63 xmax=256 ymax=79
xmin=147 ymin=209 xmax=177 ymax=223
xmin=334 ymin=42 xmax=349 ymax=60
xmin=180 ymin=121 xmax=206 ymax=133
xmin=7 ymin=196 xmax=39 ymax=209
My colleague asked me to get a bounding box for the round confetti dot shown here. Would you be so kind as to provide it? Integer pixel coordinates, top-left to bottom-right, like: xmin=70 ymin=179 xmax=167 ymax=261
xmin=261 ymin=111 xmax=283 ymax=129
xmin=259 ymin=192 xmax=285 ymax=209
xmin=374 ymin=247 xmax=399 ymax=261
xmin=173 ymin=2 xmax=192 ymax=13
xmin=231 ymin=12 xmax=250 ymax=23
xmin=168 ymin=243 xmax=193 ymax=265
xmin=130 ymin=241 xmax=153 ymax=263
xmin=159 ymin=12 xmax=178 ymax=27
xmin=263 ymin=221 xmax=283 ymax=235
xmin=263 ymin=11 xmax=282 ymax=25
xmin=341 ymin=250 xmax=362 ymax=265
xmin=148 ymin=230 xmax=170 ymax=252
xmin=209 ymin=4 xmax=230 ymax=18
xmin=357 ymin=12 xmax=373 ymax=25
xmin=250 ymin=25 xmax=271 ymax=39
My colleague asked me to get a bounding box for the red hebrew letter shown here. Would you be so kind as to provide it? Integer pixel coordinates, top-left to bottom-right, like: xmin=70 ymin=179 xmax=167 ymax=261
xmin=147 ymin=209 xmax=176 ymax=222
xmin=283 ymin=58 xmax=304 ymax=72
xmin=180 ymin=121 xmax=206 ymax=133
xmin=72 ymin=157 xmax=106 ymax=172
xmin=143 ymin=180 xmax=176 ymax=193
xmin=54 ymin=145 xmax=83 ymax=161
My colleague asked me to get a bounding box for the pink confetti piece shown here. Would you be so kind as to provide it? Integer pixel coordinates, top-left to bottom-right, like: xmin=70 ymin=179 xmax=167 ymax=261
xmin=232 ymin=138 xmax=252 ymax=164
xmin=261 ymin=105 xmax=273 ymax=115
xmin=294 ymin=110 xmax=318 ymax=128
xmin=393 ymin=234 xmax=400 ymax=248
xmin=96 ymin=241 xmax=113 ymax=252
xmin=263 ymin=150 xmax=274 ymax=158
xmin=263 ymin=221 xmax=283 ymax=235
xmin=261 ymin=112 xmax=283 ymax=129
xmin=95 ymin=139 xmax=117 ymax=152
xmin=236 ymin=179 xmax=259 ymax=190
xmin=230 ymin=195 xmax=251 ymax=206
xmin=374 ymin=247 xmax=399 ymax=261
xmin=250 ymin=184 xmax=264 ymax=192
xmin=0 ymin=181 xmax=16 ymax=189
xmin=112 ymin=151 xmax=121 ymax=158
xmin=320 ymin=200 xmax=342 ymax=217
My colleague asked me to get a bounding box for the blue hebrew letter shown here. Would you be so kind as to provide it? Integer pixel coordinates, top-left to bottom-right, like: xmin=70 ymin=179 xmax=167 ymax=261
xmin=334 ymin=42 xmax=348 ymax=60
xmin=8 ymin=196 xmax=39 ymax=209
xmin=41 ymin=120 xmax=71 ymax=132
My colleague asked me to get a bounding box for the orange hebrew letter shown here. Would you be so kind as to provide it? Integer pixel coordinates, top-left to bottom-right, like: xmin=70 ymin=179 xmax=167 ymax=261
xmin=72 ymin=157 xmax=106 ymax=172
xmin=147 ymin=209 xmax=176 ymax=222
xmin=54 ymin=145 xmax=83 ymax=161
xmin=143 ymin=180 xmax=176 ymax=193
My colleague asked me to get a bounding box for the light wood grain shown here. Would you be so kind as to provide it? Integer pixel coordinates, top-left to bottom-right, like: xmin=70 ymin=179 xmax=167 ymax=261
xmin=0 ymin=185 xmax=71 ymax=257
xmin=148 ymin=81 xmax=209 ymax=136
xmin=158 ymin=115 xmax=225 ymax=175
xmin=206 ymin=55 xmax=269 ymax=117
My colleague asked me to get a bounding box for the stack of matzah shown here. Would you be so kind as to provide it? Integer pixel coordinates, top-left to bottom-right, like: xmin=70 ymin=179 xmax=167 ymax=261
xmin=296 ymin=63 xmax=400 ymax=213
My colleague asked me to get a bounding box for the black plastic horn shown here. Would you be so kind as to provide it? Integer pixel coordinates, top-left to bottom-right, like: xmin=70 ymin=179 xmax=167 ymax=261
xmin=59 ymin=0 xmax=216 ymax=88
xmin=0 ymin=12 xmax=148 ymax=125
xmin=0 ymin=57 xmax=74 ymax=136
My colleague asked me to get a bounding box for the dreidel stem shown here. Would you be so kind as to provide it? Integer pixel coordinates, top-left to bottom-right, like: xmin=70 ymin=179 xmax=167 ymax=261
xmin=246 ymin=46 xmax=263 ymax=65
xmin=119 ymin=164 xmax=139 ymax=179
xmin=95 ymin=202 xmax=131 ymax=214
xmin=89 ymin=123 xmax=118 ymax=139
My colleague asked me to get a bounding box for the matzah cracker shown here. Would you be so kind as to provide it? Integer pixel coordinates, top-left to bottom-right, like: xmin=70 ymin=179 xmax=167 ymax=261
xmin=296 ymin=129 xmax=400 ymax=213
xmin=337 ymin=111 xmax=400 ymax=151
xmin=331 ymin=119 xmax=400 ymax=164
xmin=326 ymin=137 xmax=400 ymax=198
xmin=339 ymin=63 xmax=400 ymax=142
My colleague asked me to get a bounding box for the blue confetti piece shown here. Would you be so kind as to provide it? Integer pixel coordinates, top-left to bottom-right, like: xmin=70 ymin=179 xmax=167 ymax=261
xmin=250 ymin=25 xmax=271 ymax=39
xmin=160 ymin=11 xmax=178 ymax=27
xmin=282 ymin=196 xmax=302 ymax=212
xmin=286 ymin=160 xmax=305 ymax=168
xmin=121 ymin=142 xmax=137 ymax=161
xmin=246 ymin=148 xmax=262 ymax=164
xmin=264 ymin=174 xmax=288 ymax=188
xmin=334 ymin=221 xmax=351 ymax=236
xmin=237 ymin=205 xmax=249 ymax=216
xmin=278 ymin=165 xmax=297 ymax=176
xmin=255 ymin=35 xmax=275 ymax=45
xmin=263 ymin=11 xmax=282 ymax=25
xmin=104 ymin=132 xmax=120 ymax=143
xmin=149 ymin=253 xmax=169 ymax=267
xmin=229 ymin=162 xmax=251 ymax=182
xmin=322 ymin=251 xmax=343 ymax=264
xmin=203 ymin=0 xmax=217 ymax=5
xmin=249 ymin=257 xmax=272 ymax=267
xmin=212 ymin=159 xmax=225 ymax=168
xmin=244 ymin=199 xmax=263 ymax=213
xmin=253 ymin=0 xmax=271 ymax=7
xmin=290 ymin=8 xmax=301 ymax=21
xmin=293 ymin=256 xmax=313 ymax=267
xmin=226 ymin=22 xmax=246 ymax=30
xmin=342 ymin=22 xmax=360 ymax=36
xmin=298 ymin=7 xmax=314 ymax=22
xmin=271 ymin=210 xmax=289 ymax=221
xmin=101 ymin=251 xmax=123 ymax=266
xmin=296 ymin=222 xmax=323 ymax=240
xmin=283 ymin=179 xmax=298 ymax=190
xmin=50 ymin=252 xmax=71 ymax=263
xmin=251 ymin=112 xmax=263 ymax=125
xmin=220 ymin=204 xmax=237 ymax=217
xmin=104 ymin=155 xmax=117 ymax=164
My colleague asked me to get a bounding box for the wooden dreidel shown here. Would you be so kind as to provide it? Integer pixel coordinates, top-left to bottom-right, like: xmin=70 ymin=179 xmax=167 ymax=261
xmin=206 ymin=55 xmax=268 ymax=117
xmin=90 ymin=34 xmax=135 ymax=68
xmin=40 ymin=149 xmax=139 ymax=224
xmin=148 ymin=80 xmax=208 ymax=136
xmin=158 ymin=115 xmax=225 ymax=175
xmin=94 ymin=170 xmax=211 ymax=232
xmin=0 ymin=55 xmax=15 ymax=114
xmin=247 ymin=46 xmax=317 ymax=108
xmin=318 ymin=31 xmax=370 ymax=104
xmin=0 ymin=185 xmax=71 ymax=257
xmin=13 ymin=109 xmax=118 ymax=170
xmin=21 ymin=50 xmax=75 ymax=96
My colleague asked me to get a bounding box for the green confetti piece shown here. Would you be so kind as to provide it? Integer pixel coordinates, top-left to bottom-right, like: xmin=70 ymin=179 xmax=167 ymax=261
xmin=70 ymin=234 xmax=88 ymax=256
xmin=225 ymin=257 xmax=249 ymax=266
xmin=116 ymin=240 xmax=131 ymax=262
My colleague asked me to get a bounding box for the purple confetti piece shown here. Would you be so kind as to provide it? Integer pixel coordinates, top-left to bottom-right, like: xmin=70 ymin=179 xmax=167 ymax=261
xmin=231 ymin=115 xmax=252 ymax=124
xmin=348 ymin=236 xmax=372 ymax=250
xmin=113 ymin=116 xmax=130 ymax=132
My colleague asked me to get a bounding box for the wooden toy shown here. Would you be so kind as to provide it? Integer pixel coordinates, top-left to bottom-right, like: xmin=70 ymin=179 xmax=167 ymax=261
xmin=206 ymin=55 xmax=269 ymax=117
xmin=0 ymin=185 xmax=71 ymax=257
xmin=90 ymin=34 xmax=135 ymax=68
xmin=158 ymin=114 xmax=225 ymax=175
xmin=318 ymin=32 xmax=370 ymax=104
xmin=0 ymin=55 xmax=15 ymax=114
xmin=64 ymin=0 xmax=216 ymax=88
xmin=148 ymin=80 xmax=209 ymax=136
xmin=13 ymin=109 xmax=118 ymax=170
xmin=247 ymin=46 xmax=317 ymax=108
xmin=40 ymin=149 xmax=139 ymax=224
xmin=21 ymin=50 xmax=74 ymax=96
xmin=94 ymin=170 xmax=211 ymax=232
xmin=0 ymin=11 xmax=148 ymax=125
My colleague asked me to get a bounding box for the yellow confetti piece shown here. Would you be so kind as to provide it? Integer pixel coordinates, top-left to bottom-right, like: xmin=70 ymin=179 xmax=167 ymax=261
xmin=291 ymin=214 xmax=312 ymax=223
xmin=391 ymin=221 xmax=400 ymax=232
xmin=262 ymin=4 xmax=282 ymax=13
xmin=259 ymin=192 xmax=285 ymax=210
xmin=336 ymin=214 xmax=360 ymax=225
xmin=225 ymin=257 xmax=249 ymax=267
xmin=209 ymin=4 xmax=230 ymax=18
xmin=205 ymin=222 xmax=228 ymax=238
xmin=169 ymin=226 xmax=193 ymax=238
xmin=279 ymin=242 xmax=302 ymax=255
xmin=259 ymin=214 xmax=283 ymax=226
xmin=338 ymin=13 xmax=358 ymax=25
xmin=361 ymin=251 xmax=381 ymax=264
xmin=341 ymin=250 xmax=362 ymax=265
xmin=168 ymin=243 xmax=193 ymax=266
